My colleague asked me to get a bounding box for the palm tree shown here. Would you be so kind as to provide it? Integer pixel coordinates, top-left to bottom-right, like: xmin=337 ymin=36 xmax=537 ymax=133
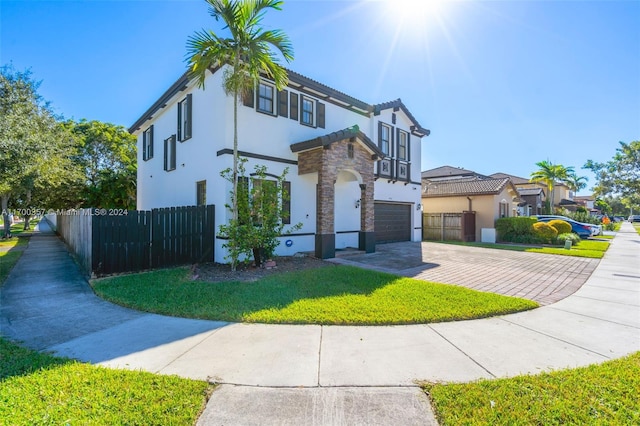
xmin=186 ymin=0 xmax=293 ymax=269
xmin=565 ymin=173 xmax=588 ymax=194
xmin=530 ymin=160 xmax=574 ymax=213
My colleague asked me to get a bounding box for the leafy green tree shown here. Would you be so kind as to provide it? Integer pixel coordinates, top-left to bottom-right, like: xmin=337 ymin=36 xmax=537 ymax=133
xmin=186 ymin=0 xmax=293 ymax=270
xmin=0 ymin=65 xmax=77 ymax=237
xmin=530 ymin=160 xmax=574 ymax=214
xmin=64 ymin=119 xmax=137 ymax=209
xmin=584 ymin=141 xmax=640 ymax=203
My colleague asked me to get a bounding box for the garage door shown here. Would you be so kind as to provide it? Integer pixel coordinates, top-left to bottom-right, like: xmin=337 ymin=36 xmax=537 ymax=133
xmin=374 ymin=202 xmax=411 ymax=243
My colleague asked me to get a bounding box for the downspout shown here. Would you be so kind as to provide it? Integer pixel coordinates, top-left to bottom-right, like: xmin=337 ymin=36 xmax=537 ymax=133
xmin=467 ymin=196 xmax=473 ymax=212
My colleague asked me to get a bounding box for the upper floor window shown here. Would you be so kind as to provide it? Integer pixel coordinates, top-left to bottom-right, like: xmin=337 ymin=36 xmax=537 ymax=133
xmin=380 ymin=123 xmax=391 ymax=156
xmin=164 ymin=135 xmax=176 ymax=172
xmin=301 ymin=96 xmax=315 ymax=126
xmin=177 ymin=94 xmax=192 ymax=142
xmin=257 ymin=83 xmax=275 ymax=115
xmin=397 ymin=130 xmax=408 ymax=161
xmin=142 ymin=125 xmax=154 ymax=161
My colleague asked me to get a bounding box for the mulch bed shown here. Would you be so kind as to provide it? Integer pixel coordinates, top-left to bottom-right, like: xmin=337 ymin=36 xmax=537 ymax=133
xmin=193 ymin=255 xmax=334 ymax=283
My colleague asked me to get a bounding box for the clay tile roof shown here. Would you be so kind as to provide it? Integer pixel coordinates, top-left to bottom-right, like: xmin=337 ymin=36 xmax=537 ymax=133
xmin=489 ymin=172 xmax=530 ymax=185
xmin=372 ymin=98 xmax=430 ymax=136
xmin=517 ymin=187 xmax=544 ymax=196
xmin=422 ymin=177 xmax=511 ymax=197
xmin=290 ymin=125 xmax=383 ymax=157
xmin=422 ymin=166 xmax=482 ymax=179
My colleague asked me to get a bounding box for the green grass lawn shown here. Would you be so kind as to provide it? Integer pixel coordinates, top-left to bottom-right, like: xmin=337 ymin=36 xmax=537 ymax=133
xmin=0 ymin=237 xmax=28 ymax=286
xmin=438 ymin=239 xmax=610 ymax=259
xmin=92 ymin=266 xmax=538 ymax=325
xmin=0 ymin=338 xmax=212 ymax=425
xmin=424 ymin=352 xmax=640 ymax=425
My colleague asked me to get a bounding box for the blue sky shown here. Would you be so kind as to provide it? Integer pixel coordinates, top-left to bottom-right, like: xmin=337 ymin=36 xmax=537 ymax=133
xmin=2 ymin=0 xmax=639 ymax=196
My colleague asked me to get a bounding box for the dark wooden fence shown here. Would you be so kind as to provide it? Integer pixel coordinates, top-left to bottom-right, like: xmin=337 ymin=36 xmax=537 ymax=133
xmin=422 ymin=211 xmax=476 ymax=242
xmin=91 ymin=205 xmax=215 ymax=275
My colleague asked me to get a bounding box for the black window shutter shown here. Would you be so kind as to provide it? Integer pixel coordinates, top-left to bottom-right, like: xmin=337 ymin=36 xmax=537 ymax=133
xmin=163 ymin=138 xmax=168 ymax=170
xmin=390 ymin=126 xmax=395 ymax=158
xmin=282 ymin=181 xmax=291 ymax=224
xmin=377 ymin=121 xmax=383 ymax=151
xmin=242 ymin=88 xmax=254 ymax=108
xmin=407 ymin=133 xmax=411 ymax=162
xmin=149 ymin=125 xmax=154 ymax=159
xmin=317 ymin=102 xmax=325 ymax=129
xmin=171 ymin=135 xmax=176 ymax=169
xmin=142 ymin=132 xmax=147 ymax=160
xmin=177 ymin=102 xmax=183 ymax=141
xmin=392 ymin=113 xmax=396 ymax=124
xmin=185 ymin=94 xmax=192 ymax=139
xmin=289 ymin=92 xmax=298 ymax=120
xmin=278 ymin=89 xmax=288 ymax=117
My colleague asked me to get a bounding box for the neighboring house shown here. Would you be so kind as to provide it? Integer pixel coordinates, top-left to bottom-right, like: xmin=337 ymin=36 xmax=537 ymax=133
xmin=421 ymin=173 xmax=521 ymax=242
xmin=421 ymin=165 xmax=488 ymax=182
xmin=130 ymin=66 xmax=429 ymax=262
xmin=490 ymin=172 xmax=574 ymax=212
xmin=574 ymin=195 xmax=599 ymax=214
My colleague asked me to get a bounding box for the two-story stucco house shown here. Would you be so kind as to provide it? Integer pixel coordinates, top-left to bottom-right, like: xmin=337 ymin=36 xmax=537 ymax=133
xmin=129 ymin=66 xmax=429 ymax=263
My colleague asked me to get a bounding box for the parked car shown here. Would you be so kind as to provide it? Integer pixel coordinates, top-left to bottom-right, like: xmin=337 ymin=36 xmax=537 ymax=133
xmin=535 ymin=215 xmax=601 ymax=236
xmin=535 ymin=216 xmax=593 ymax=239
xmin=629 ymin=215 xmax=640 ymax=223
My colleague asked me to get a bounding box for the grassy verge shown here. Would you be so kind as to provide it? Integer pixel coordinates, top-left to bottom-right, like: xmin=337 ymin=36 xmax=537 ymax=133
xmin=424 ymin=352 xmax=640 ymax=425
xmin=92 ymin=266 xmax=538 ymax=325
xmin=437 ymin=239 xmax=609 ymax=259
xmin=0 ymin=338 xmax=212 ymax=425
xmin=0 ymin=237 xmax=28 ymax=286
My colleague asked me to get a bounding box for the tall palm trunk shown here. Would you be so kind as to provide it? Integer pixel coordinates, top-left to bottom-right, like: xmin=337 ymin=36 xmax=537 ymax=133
xmin=231 ymin=51 xmax=240 ymax=271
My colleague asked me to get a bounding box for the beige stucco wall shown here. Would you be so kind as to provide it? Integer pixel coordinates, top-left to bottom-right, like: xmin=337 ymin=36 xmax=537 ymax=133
xmin=422 ymin=188 xmax=519 ymax=241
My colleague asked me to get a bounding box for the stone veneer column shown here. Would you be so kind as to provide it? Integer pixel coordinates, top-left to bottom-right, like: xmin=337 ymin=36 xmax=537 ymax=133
xmin=315 ymin=153 xmax=336 ymax=259
xmin=359 ymin=175 xmax=376 ymax=252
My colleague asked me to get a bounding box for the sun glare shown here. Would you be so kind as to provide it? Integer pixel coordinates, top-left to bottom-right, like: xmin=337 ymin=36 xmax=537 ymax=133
xmin=387 ymin=0 xmax=450 ymax=26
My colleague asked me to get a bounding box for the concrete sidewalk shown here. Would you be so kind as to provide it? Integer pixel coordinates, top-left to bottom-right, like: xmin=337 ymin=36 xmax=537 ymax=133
xmin=1 ymin=221 xmax=638 ymax=425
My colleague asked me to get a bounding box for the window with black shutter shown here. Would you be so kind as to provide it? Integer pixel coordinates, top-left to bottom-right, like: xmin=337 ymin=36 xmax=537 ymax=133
xmin=164 ymin=135 xmax=176 ymax=171
xmin=177 ymin=94 xmax=192 ymax=142
xmin=242 ymin=88 xmax=255 ymax=107
xmin=143 ymin=125 xmax=154 ymax=161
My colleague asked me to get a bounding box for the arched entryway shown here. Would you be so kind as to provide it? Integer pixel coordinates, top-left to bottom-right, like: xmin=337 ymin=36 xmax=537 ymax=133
xmin=291 ymin=126 xmax=383 ymax=259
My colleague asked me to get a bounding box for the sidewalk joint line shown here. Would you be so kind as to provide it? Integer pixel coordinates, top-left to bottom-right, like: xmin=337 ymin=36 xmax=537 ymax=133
xmin=317 ymin=326 xmax=323 ymax=386
xmin=546 ymin=307 xmax=640 ymax=329
xmin=498 ymin=317 xmax=612 ymax=359
xmin=570 ymin=294 xmax=639 ymax=307
xmin=427 ymin=325 xmax=496 ymax=378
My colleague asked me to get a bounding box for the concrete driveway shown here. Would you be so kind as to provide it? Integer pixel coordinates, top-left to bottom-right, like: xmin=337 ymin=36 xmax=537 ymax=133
xmin=330 ymin=241 xmax=600 ymax=305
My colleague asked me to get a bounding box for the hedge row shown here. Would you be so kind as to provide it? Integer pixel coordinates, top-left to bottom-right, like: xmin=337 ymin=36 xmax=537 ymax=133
xmin=495 ymin=217 xmax=577 ymax=245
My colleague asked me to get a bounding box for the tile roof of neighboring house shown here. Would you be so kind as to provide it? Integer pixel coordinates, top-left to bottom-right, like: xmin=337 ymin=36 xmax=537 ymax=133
xmin=129 ymin=68 xmax=429 ymax=137
xmin=517 ymin=187 xmax=545 ymax=196
xmin=290 ymin=125 xmax=383 ymax=158
xmin=421 ymin=166 xmax=485 ymax=180
xmin=422 ymin=177 xmax=513 ymax=197
xmin=573 ymin=195 xmax=595 ymax=201
xmin=371 ymin=99 xmax=430 ymax=136
xmin=489 ymin=172 xmax=530 ymax=185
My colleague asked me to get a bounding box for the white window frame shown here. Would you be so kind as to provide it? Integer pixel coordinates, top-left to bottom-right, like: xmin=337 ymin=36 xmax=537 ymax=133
xmin=257 ymin=82 xmax=275 ymax=115
xmin=380 ymin=124 xmax=391 ymax=156
xmin=397 ymin=130 xmax=408 ymax=161
xmin=301 ymin=96 xmax=315 ymax=126
xmin=143 ymin=126 xmax=153 ymax=161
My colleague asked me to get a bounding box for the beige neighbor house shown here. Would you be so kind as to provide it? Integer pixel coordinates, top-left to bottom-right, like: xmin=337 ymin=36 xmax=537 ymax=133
xmin=421 ymin=167 xmax=521 ymax=242
xmin=490 ymin=172 xmax=576 ymax=212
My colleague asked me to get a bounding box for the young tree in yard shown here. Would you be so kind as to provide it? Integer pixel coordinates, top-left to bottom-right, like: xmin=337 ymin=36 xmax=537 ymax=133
xmin=584 ymin=141 xmax=640 ymax=203
xmin=186 ymin=0 xmax=293 ymax=270
xmin=530 ymin=160 xmax=574 ymax=214
xmin=0 ymin=65 xmax=77 ymax=237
